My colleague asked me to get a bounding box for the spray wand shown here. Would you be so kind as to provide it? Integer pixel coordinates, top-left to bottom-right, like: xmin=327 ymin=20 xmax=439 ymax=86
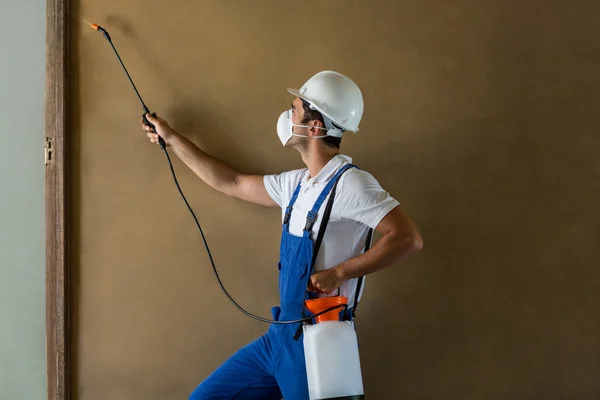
xmin=89 ymin=24 xmax=347 ymax=325
xmin=91 ymin=24 xmax=166 ymax=149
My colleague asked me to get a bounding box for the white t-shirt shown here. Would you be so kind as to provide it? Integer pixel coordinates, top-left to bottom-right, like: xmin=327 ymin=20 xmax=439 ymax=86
xmin=263 ymin=154 xmax=400 ymax=308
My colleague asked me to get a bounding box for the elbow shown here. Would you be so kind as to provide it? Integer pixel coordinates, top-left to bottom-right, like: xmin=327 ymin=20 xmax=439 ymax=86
xmin=390 ymin=230 xmax=423 ymax=254
xmin=401 ymin=230 xmax=422 ymax=253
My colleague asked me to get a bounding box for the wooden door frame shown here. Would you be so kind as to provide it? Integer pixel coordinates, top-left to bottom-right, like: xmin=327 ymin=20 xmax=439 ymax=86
xmin=46 ymin=0 xmax=69 ymax=399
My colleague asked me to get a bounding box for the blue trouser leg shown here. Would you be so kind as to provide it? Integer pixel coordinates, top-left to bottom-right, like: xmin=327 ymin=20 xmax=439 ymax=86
xmin=189 ymin=333 xmax=283 ymax=400
xmin=271 ymin=323 xmax=310 ymax=400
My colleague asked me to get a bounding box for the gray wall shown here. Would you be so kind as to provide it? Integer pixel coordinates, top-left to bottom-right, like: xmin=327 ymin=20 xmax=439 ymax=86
xmin=0 ymin=0 xmax=47 ymax=399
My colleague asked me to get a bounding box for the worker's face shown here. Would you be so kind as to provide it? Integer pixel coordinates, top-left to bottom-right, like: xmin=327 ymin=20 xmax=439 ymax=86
xmin=286 ymin=97 xmax=306 ymax=149
xmin=287 ymin=97 xmax=322 ymax=150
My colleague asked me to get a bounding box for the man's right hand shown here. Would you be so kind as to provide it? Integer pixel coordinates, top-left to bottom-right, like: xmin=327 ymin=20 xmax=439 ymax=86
xmin=141 ymin=113 xmax=178 ymax=147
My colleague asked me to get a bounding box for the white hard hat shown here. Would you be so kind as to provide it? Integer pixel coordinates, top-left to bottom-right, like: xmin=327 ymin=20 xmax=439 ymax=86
xmin=288 ymin=71 xmax=364 ymax=135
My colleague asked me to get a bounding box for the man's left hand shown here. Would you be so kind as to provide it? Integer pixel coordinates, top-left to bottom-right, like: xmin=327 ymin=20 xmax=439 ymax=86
xmin=308 ymin=267 xmax=347 ymax=294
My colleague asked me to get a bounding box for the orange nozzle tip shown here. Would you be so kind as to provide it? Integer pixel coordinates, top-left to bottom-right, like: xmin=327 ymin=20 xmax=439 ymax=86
xmin=91 ymin=24 xmax=99 ymax=30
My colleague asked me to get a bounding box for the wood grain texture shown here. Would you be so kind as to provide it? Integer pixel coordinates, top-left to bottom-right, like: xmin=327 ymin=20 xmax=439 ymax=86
xmin=45 ymin=0 xmax=69 ymax=399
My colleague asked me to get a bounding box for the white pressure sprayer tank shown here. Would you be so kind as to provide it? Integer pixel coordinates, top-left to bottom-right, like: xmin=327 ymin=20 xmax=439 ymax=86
xmin=303 ymin=297 xmax=365 ymax=400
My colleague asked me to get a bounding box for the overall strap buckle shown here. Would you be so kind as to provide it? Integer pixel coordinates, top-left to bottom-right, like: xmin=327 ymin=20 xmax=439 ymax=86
xmin=283 ymin=206 xmax=293 ymax=225
xmin=304 ymin=211 xmax=318 ymax=232
xmin=282 ymin=180 xmax=303 ymax=227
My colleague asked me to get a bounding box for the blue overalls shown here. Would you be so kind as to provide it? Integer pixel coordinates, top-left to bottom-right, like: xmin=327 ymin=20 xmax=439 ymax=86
xmin=190 ymin=164 xmax=357 ymax=400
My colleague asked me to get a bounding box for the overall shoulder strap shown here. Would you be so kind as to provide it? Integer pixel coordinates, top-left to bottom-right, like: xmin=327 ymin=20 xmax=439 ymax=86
xmin=283 ymin=179 xmax=303 ymax=225
xmin=310 ymin=164 xmax=357 ymax=271
xmin=351 ymin=228 xmax=373 ymax=318
xmin=304 ymin=164 xmax=356 ymax=232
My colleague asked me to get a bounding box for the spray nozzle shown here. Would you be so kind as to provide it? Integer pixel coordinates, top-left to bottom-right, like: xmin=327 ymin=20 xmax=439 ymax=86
xmin=90 ymin=23 xmax=111 ymax=41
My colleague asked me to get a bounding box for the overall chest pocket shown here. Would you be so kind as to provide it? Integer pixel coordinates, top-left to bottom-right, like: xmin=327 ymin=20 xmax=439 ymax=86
xmin=279 ymin=217 xmax=313 ymax=279
xmin=278 ymin=258 xmax=309 ymax=279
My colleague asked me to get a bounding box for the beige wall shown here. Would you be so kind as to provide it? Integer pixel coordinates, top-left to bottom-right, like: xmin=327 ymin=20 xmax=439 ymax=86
xmin=71 ymin=1 xmax=600 ymax=398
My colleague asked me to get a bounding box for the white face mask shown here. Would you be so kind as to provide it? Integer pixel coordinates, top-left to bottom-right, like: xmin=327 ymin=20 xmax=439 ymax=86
xmin=277 ymin=109 xmax=328 ymax=147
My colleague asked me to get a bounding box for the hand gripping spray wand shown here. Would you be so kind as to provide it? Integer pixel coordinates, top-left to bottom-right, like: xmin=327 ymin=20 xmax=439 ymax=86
xmin=89 ymin=24 xmax=347 ymax=325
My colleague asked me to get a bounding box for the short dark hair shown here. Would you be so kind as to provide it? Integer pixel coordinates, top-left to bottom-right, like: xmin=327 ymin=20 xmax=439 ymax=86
xmin=301 ymin=99 xmax=342 ymax=149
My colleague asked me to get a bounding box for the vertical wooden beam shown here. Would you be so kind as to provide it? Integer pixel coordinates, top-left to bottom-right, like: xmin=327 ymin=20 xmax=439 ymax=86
xmin=45 ymin=0 xmax=69 ymax=398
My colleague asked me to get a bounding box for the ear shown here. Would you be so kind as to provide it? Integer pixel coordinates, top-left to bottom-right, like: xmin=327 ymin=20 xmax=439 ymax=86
xmin=308 ymin=119 xmax=325 ymax=136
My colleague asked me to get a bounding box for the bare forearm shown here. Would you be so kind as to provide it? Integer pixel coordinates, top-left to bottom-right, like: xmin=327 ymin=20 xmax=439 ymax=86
xmin=308 ymin=207 xmax=422 ymax=294
xmin=337 ymin=231 xmax=421 ymax=281
xmin=169 ymin=133 xmax=238 ymax=195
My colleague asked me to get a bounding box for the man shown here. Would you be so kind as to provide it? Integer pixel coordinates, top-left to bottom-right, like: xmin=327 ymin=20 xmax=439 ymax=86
xmin=141 ymin=71 xmax=423 ymax=400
